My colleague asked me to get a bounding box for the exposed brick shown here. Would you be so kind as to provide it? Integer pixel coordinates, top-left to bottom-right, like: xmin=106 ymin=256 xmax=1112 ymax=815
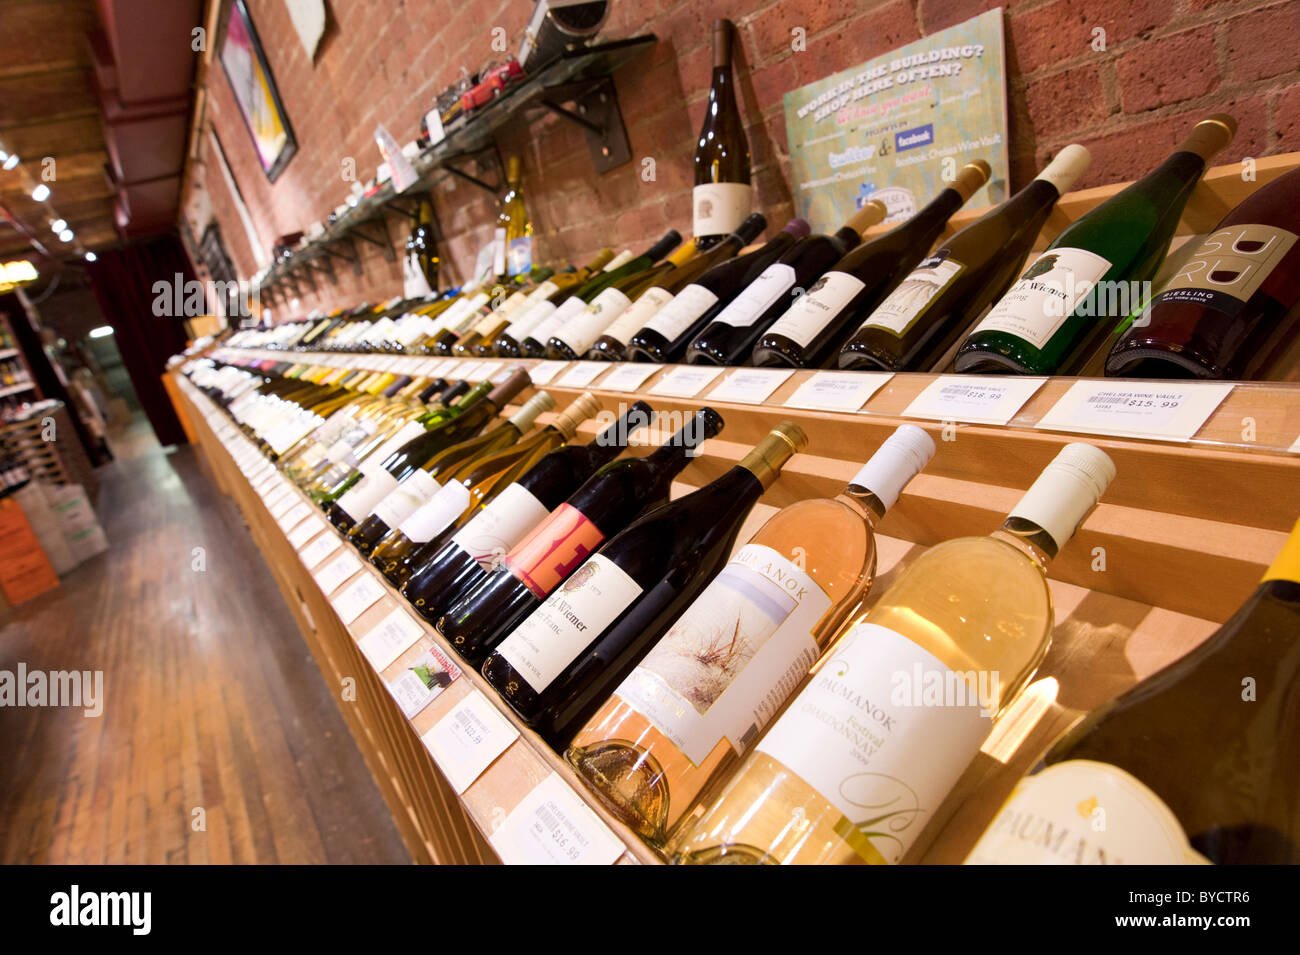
xmin=1225 ymin=1 xmax=1300 ymax=83
xmin=1008 ymin=0 xmax=1172 ymax=76
xmin=1116 ymin=26 xmax=1219 ymax=112
xmin=1024 ymin=64 xmax=1112 ymax=140
xmin=1277 ymin=83 xmax=1300 ymax=152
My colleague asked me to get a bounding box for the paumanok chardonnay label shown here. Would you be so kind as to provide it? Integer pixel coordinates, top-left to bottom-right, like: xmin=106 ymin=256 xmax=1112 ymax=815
xmin=766 ymin=271 xmax=867 ymax=347
xmin=1149 ymin=224 xmax=1297 ymax=317
xmin=451 ymin=483 xmax=551 ymax=570
xmin=398 ymin=480 xmax=471 ymax=543
xmin=616 ymin=544 xmax=830 ymax=765
xmin=498 ymin=553 xmax=644 ymax=693
xmin=642 ymin=284 xmax=721 ymax=340
xmin=964 ymin=759 xmax=1207 ymax=865
xmin=756 ymin=622 xmax=990 ymax=864
xmin=693 ymin=182 xmax=753 ymax=236
xmin=974 ymin=247 xmax=1112 ymax=349
xmin=371 ymin=469 xmax=441 ymax=529
xmin=713 ymin=263 xmax=797 ymax=327
xmin=861 ymin=252 xmax=965 ymax=336
xmin=504 ymin=502 xmax=605 ymax=598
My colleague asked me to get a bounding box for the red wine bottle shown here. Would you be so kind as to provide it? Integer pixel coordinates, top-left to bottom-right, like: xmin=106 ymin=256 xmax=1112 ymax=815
xmin=438 ymin=408 xmax=725 ymax=664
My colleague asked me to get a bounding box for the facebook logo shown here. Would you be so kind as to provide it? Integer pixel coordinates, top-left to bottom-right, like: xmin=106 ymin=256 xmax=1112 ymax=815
xmin=895 ymin=124 xmax=934 ymax=152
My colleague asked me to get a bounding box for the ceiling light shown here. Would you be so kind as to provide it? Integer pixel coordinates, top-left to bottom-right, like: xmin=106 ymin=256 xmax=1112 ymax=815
xmin=89 ymin=326 xmax=114 ymax=338
xmin=2 ymin=154 xmax=17 ymax=171
xmin=58 ymin=229 xmax=73 ymax=242
xmin=31 ymin=184 xmax=50 ymax=201
xmin=50 ymin=219 xmax=67 ymax=232
xmin=84 ymin=251 xmax=97 ymax=262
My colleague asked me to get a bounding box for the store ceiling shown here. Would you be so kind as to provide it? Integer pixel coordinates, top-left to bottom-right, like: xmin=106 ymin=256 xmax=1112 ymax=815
xmin=0 ymin=0 xmax=201 ymax=266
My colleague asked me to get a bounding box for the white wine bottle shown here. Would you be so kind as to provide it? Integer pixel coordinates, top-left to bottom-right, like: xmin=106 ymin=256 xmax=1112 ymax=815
xmin=669 ymin=443 xmax=1116 ymax=865
xmin=692 ymin=19 xmax=751 ymax=250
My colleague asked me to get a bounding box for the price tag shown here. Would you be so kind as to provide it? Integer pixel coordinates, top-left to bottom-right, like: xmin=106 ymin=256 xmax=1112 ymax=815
xmin=424 ymin=108 xmax=446 ymax=147
xmin=784 ymin=371 xmax=893 ymax=412
xmin=357 ymin=605 xmax=426 ymax=671
xmin=314 ymin=550 xmax=362 ymax=595
xmin=489 ymin=773 xmax=624 ymax=866
xmin=288 ymin=517 xmax=327 ymax=549
xmin=261 ymin=485 xmax=293 ymax=513
xmin=903 ymin=375 xmax=1047 ymax=426
xmin=277 ymin=501 xmax=313 ymax=532
xmin=384 ymin=646 xmax=462 ymax=719
xmin=331 ymin=571 xmax=387 ymax=625
xmin=299 ymin=533 xmax=341 ymax=570
xmin=252 ymin=472 xmax=280 ymax=495
xmin=1288 ymin=434 xmax=1300 ymax=454
xmin=647 ymin=365 xmax=724 ymax=398
xmin=527 ymin=360 xmax=569 ymax=385
xmin=599 ymin=363 xmax=660 ymax=393
xmin=558 ymin=362 xmax=608 ymax=388
xmin=708 ymin=368 xmax=794 ymax=405
xmin=1035 ymin=381 xmax=1234 ymax=442
xmin=434 ymin=357 xmax=465 ymax=378
xmin=268 ymin=491 xmax=300 ymax=521
xmin=422 ymin=690 xmax=519 ymax=793
xmin=416 ymin=359 xmax=444 ymax=376
xmin=473 ymin=360 xmax=504 ymax=381
xmin=446 ymin=360 xmax=480 ymax=382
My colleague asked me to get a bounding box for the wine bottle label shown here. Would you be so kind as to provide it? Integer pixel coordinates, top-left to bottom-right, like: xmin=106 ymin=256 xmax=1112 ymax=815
xmin=497 ymin=553 xmax=644 ymax=694
xmin=448 ymin=293 xmax=491 ymax=333
xmin=756 ymin=622 xmax=991 ymax=864
xmin=694 ymin=182 xmax=753 ymax=237
xmin=267 ymin=417 xmax=320 ymax=456
xmin=860 ymin=252 xmax=965 ymax=336
xmin=974 ymin=247 xmax=1112 ymax=349
xmin=371 ymin=469 xmax=442 ymax=529
xmin=505 ymin=299 xmax=558 ymax=341
xmin=964 ymin=760 xmax=1207 ymax=865
xmin=712 ymin=263 xmax=797 ymax=327
xmin=1149 ymin=224 xmax=1297 ymax=317
xmin=451 ymin=482 xmax=551 ymax=570
xmin=397 ymin=480 xmax=471 ymax=543
xmin=504 ymin=502 xmax=605 ymax=598
xmin=552 ymin=287 xmax=635 ymax=354
xmin=528 ymin=296 xmax=587 ymax=345
xmin=492 ymin=227 xmax=507 ymax=277
xmin=615 ymin=544 xmax=831 ymax=765
xmin=600 ymin=287 xmax=675 ymax=345
xmin=642 ymin=284 xmax=721 ymax=340
xmin=336 ymin=466 xmax=402 ymax=521
xmin=766 ymin=271 xmax=867 ymax=348
xmin=403 ymin=251 xmax=434 ymax=298
xmin=507 ymin=236 xmax=533 ymax=277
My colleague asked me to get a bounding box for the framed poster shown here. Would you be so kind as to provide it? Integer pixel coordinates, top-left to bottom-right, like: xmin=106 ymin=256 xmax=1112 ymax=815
xmin=783 ymin=8 xmax=1009 ymax=233
xmin=219 ymin=0 xmax=297 ymax=182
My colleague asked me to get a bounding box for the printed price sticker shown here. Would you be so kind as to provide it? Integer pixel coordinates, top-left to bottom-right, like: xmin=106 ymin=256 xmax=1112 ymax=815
xmin=331 ymin=571 xmax=387 ymax=626
xmin=1035 ymin=381 xmax=1234 ymax=442
xmin=488 ymin=773 xmax=624 ymax=866
xmin=384 ymin=646 xmax=461 ymax=719
xmin=300 ymin=532 xmax=341 ymax=572
xmin=648 ymin=365 xmax=724 ymax=398
xmin=599 ymin=363 xmax=660 ymax=393
xmin=903 ymin=375 xmax=1047 ymax=426
xmin=288 ymin=517 xmax=327 ymax=549
xmin=708 ymin=368 xmax=794 ymax=404
xmin=358 ymin=606 xmax=426 ymax=671
xmin=471 ymin=360 xmax=504 ymax=382
xmin=314 ymin=550 xmax=362 ymax=595
xmin=268 ymin=491 xmax=300 ymax=521
xmin=784 ymin=371 xmax=893 ymax=412
xmin=558 ymin=362 xmax=608 ymax=388
xmin=417 ymin=358 xmax=444 ymax=376
xmin=422 ymin=690 xmax=519 ymax=793
xmin=526 ymin=360 xmax=569 ymax=385
xmin=277 ymin=501 xmax=313 ymax=531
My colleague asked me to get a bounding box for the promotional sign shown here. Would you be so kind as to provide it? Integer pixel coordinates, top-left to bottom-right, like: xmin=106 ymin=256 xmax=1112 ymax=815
xmin=784 ymin=9 xmax=1009 ymax=233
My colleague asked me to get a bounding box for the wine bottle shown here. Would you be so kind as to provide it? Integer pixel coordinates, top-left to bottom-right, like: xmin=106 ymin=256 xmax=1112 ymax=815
xmin=955 ymin=115 xmax=1237 ymax=375
xmin=567 ymin=425 xmax=936 ymax=847
xmin=402 ymin=401 xmax=654 ymax=621
xmin=452 ymin=268 xmax=555 ymax=357
xmin=693 ymin=19 xmax=751 ymax=250
xmin=370 ymin=392 xmax=601 ymax=585
xmin=754 ymin=161 xmax=992 ymax=368
xmin=618 ymin=219 xmax=811 ymax=363
xmin=1106 ymin=165 xmax=1300 ymax=380
xmin=483 ymin=423 xmax=808 ymax=745
xmin=438 ymin=408 xmax=725 ymax=664
xmin=840 ymin=146 xmax=1091 ymax=372
xmin=402 ymin=196 xmax=440 ymax=298
xmin=669 ymin=443 xmax=1116 ymax=865
xmin=494 ymin=155 xmax=532 ymax=280
xmin=474 ymin=251 xmax=615 ymax=357
xmin=326 ymin=370 xmax=531 ymax=531
xmin=346 ymin=390 xmax=556 ymax=555
xmin=496 ymin=250 xmax=635 ymax=357
xmin=966 ymin=519 xmax=1300 ymax=864
xmin=545 ymin=241 xmax=705 ymax=361
xmin=685 ymin=203 xmax=885 ymax=366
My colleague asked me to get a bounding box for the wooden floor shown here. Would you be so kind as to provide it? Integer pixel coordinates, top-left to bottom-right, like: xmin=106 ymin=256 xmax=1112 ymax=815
xmin=0 ymin=418 xmax=411 ymax=864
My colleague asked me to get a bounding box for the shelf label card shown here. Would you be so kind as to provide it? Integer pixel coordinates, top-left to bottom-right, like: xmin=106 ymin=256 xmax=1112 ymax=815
xmin=384 ymin=646 xmax=461 ymax=719
xmin=417 ymin=358 xmax=444 ymax=376
xmin=647 ymin=365 xmax=724 ymax=398
xmin=1289 ymin=433 xmax=1300 ymax=454
xmin=558 ymin=362 xmax=608 ymax=388
xmin=469 ymin=360 xmax=504 ymax=382
xmin=277 ymin=501 xmax=313 ymax=532
xmin=527 ymin=360 xmax=569 ymax=385
xmin=1035 ymin=381 xmax=1234 ymax=442
xmin=598 ymin=363 xmax=660 ymax=393
xmin=358 ymin=605 xmax=427 ymax=671
xmin=903 ymin=375 xmax=1048 ymax=426
xmin=267 ymin=491 xmax=300 ymax=521
xmin=708 ymin=368 xmax=794 ymax=405
xmin=331 ymin=571 xmax=387 ymax=626
xmin=424 ymin=108 xmax=446 ymax=147
xmin=488 ymin=773 xmax=624 ymax=866
xmin=299 ymin=533 xmax=341 ymax=569
xmin=288 ymin=517 xmax=327 ymax=550
xmin=422 ymin=689 xmax=519 ymax=794
xmin=314 ymin=550 xmax=362 ymax=595
xmin=784 ymin=371 xmax=893 ymax=412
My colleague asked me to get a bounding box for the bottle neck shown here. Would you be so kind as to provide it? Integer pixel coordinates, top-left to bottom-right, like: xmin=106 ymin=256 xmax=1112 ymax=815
xmin=992 ymin=517 xmax=1058 ymax=567
xmin=837 ymin=484 xmax=887 ymax=523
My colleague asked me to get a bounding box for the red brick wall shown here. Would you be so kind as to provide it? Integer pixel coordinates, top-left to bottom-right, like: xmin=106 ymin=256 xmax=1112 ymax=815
xmin=184 ymin=0 xmax=1300 ymax=318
